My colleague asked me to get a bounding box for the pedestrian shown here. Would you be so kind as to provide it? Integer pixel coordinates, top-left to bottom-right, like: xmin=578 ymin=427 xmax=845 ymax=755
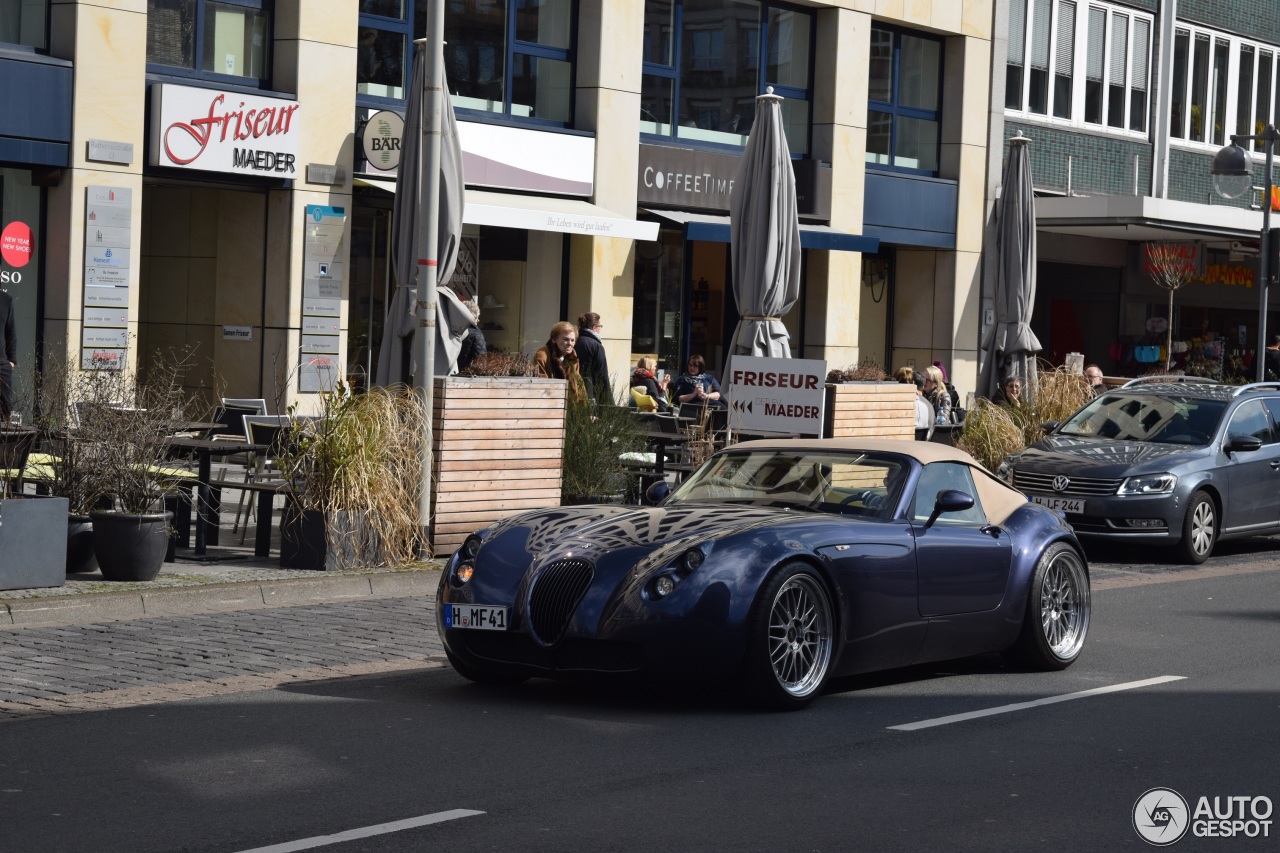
xmin=0 ymin=287 xmax=15 ymax=423
xmin=1265 ymin=336 xmax=1280 ymax=382
xmin=455 ymin=297 xmax=487 ymax=372
xmin=630 ymin=356 xmax=671 ymax=411
xmin=893 ymin=366 xmax=914 ymax=384
xmin=933 ymin=359 xmax=961 ymax=414
xmin=532 ymin=321 xmax=586 ymax=404
xmin=575 ymin=312 xmax=612 ymax=405
xmin=912 ymin=374 xmax=933 ymax=429
xmin=1084 ymin=363 xmax=1106 ymax=396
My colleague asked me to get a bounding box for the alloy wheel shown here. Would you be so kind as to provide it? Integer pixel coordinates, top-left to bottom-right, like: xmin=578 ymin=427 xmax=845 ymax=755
xmin=1189 ymin=500 xmax=1215 ymax=558
xmin=1039 ymin=548 xmax=1089 ymax=660
xmin=766 ymin=574 xmax=833 ymax=698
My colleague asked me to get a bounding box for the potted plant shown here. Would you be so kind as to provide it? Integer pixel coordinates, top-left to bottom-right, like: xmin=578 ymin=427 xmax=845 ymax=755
xmin=276 ymin=382 xmax=427 ymax=570
xmin=78 ymin=352 xmax=198 ymax=581
xmin=824 ymin=359 xmax=916 ymax=440
xmin=0 ymin=415 xmax=69 ymax=590
xmin=561 ymin=399 xmax=644 ymax=504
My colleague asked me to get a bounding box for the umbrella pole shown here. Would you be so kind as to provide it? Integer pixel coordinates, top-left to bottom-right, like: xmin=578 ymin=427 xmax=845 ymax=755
xmin=414 ymin=14 xmax=445 ymax=556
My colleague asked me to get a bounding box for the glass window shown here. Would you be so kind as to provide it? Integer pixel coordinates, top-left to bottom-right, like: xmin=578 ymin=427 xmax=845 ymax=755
xmin=0 ymin=0 xmax=48 ymax=50
xmin=1169 ymin=28 xmax=1188 ymax=137
xmin=1256 ymin=50 xmax=1273 ymax=150
xmin=867 ymin=24 xmax=943 ymax=175
xmin=358 ymin=1 xmax=575 ymax=124
xmin=640 ymin=0 xmax=813 ymax=154
xmin=1227 ymin=400 xmax=1272 ymax=443
xmin=1009 ymin=0 xmax=1151 ymax=136
xmin=910 ymin=463 xmax=986 ymax=526
xmin=1262 ymin=399 xmax=1280 ymax=443
xmin=147 ymin=0 xmax=271 ymax=82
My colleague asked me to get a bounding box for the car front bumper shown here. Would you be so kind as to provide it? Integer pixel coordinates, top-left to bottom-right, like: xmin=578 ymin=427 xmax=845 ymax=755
xmin=1024 ymin=490 xmax=1187 ymax=544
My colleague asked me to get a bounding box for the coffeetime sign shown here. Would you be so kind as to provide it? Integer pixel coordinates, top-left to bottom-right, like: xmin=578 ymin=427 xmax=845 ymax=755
xmin=149 ymin=83 xmax=301 ymax=177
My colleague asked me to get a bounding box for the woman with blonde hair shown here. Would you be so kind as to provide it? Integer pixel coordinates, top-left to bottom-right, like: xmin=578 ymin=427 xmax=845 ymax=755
xmin=533 ymin=321 xmax=586 ymax=404
xmin=922 ymin=365 xmax=953 ymax=424
xmin=630 ymin=356 xmax=671 ymax=411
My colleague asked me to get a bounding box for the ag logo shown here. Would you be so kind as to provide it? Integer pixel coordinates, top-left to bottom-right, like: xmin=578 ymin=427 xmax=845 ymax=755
xmin=1134 ymin=787 xmax=1190 ymax=845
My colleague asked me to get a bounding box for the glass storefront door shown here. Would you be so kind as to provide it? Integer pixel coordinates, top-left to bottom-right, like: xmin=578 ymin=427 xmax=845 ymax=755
xmin=347 ymin=206 xmax=392 ymax=391
xmin=632 ymin=228 xmax=686 ymax=375
xmin=0 ymin=168 xmax=40 ymax=418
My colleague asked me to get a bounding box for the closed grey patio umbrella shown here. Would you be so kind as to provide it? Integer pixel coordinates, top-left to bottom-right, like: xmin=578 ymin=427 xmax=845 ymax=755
xmin=980 ymin=132 xmax=1041 ymax=401
xmin=374 ymin=39 xmax=467 ymax=386
xmin=729 ymin=88 xmax=802 ymax=358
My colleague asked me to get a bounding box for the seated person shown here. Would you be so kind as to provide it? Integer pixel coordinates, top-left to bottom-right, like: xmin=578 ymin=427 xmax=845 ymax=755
xmin=671 ymin=354 xmax=725 ymax=408
xmin=630 ymin=357 xmax=671 ymax=412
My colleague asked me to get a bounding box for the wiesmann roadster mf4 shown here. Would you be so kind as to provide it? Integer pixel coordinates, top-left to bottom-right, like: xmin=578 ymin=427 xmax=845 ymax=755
xmin=437 ymin=439 xmax=1091 ymax=710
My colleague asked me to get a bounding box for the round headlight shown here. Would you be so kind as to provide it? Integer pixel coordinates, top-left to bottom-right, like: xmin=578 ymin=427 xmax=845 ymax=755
xmin=682 ymin=549 xmax=705 ymax=571
xmin=654 ymin=575 xmax=676 ymax=598
xmin=462 ymin=536 xmax=482 ymax=559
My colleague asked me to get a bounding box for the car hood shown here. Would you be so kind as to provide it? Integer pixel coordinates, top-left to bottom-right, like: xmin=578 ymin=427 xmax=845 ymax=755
xmin=1019 ymin=433 xmax=1202 ymax=476
xmin=486 ymin=501 xmax=816 ymax=560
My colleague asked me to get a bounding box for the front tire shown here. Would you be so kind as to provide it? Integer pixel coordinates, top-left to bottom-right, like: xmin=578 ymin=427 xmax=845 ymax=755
xmin=739 ymin=563 xmax=835 ymax=711
xmin=1177 ymin=490 xmax=1216 ymax=564
xmin=1006 ymin=542 xmax=1090 ymax=670
xmin=445 ymin=648 xmax=529 ymax=687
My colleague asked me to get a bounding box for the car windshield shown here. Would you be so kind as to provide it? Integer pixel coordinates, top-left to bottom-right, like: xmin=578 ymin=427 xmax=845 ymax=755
xmin=1056 ymin=393 xmax=1227 ymax=445
xmin=667 ymin=449 xmax=909 ymax=518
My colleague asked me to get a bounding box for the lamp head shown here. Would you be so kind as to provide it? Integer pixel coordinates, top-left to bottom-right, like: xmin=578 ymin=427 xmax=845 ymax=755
xmin=1211 ymin=141 xmax=1252 ymax=199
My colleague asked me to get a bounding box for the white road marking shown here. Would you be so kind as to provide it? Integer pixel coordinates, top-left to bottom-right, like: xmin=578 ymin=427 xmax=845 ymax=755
xmin=887 ymin=676 xmax=1187 ymax=732
xmin=233 ymin=809 xmax=485 ymax=852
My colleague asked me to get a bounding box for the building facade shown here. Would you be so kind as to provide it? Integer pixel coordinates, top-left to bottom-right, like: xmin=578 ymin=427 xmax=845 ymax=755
xmin=997 ymin=0 xmax=1280 ymax=382
xmin=0 ymin=0 xmax=996 ymax=417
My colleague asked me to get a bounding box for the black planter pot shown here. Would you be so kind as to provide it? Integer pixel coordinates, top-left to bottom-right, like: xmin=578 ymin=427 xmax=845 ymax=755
xmin=0 ymin=496 xmax=70 ymax=591
xmin=67 ymin=514 xmax=98 ymax=575
xmin=90 ymin=511 xmax=173 ymax=582
xmin=280 ymin=505 xmax=382 ymax=571
xmin=280 ymin=504 xmax=326 ymax=571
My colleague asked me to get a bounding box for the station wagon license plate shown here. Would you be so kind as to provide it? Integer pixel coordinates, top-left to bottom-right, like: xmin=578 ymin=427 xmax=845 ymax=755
xmin=443 ymin=604 xmax=509 ymax=631
xmin=1031 ymin=495 xmax=1085 ymax=514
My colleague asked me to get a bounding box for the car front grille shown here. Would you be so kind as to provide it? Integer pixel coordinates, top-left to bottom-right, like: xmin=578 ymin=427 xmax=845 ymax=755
xmin=1014 ymin=470 xmax=1124 ymax=496
xmin=528 ymin=558 xmax=594 ymax=646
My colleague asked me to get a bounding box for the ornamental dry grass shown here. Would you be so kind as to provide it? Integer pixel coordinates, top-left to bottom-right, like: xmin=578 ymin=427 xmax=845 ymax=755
xmin=283 ymin=384 xmax=428 ymax=566
xmin=957 ymin=365 xmax=1094 ymax=472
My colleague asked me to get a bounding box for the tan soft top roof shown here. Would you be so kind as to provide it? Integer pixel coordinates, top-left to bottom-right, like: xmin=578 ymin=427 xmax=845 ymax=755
xmin=729 ymin=437 xmax=982 ymax=466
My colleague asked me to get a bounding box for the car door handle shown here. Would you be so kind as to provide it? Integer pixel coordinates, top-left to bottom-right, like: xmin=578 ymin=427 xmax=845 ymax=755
xmin=980 ymin=525 xmax=1003 ymax=538
xmin=1271 ymin=460 xmax=1280 ymax=470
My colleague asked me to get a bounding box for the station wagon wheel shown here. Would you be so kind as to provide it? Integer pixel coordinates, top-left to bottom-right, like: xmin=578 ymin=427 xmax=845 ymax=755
xmin=1177 ymin=490 xmax=1216 ymax=565
xmin=740 ymin=563 xmax=835 ymax=711
xmin=1006 ymin=542 xmax=1090 ymax=671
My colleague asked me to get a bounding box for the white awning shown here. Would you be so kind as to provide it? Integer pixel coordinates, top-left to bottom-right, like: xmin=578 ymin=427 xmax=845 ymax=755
xmin=643 ymin=208 xmax=879 ymax=253
xmin=354 ymin=179 xmax=658 ymax=241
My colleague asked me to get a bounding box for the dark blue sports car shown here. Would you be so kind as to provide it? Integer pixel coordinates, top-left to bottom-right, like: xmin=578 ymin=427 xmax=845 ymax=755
xmin=437 ymin=439 xmax=1091 ymax=709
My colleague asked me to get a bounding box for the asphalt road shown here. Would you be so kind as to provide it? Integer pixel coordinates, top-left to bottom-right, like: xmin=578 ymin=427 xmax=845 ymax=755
xmin=2 ymin=549 xmax=1278 ymax=852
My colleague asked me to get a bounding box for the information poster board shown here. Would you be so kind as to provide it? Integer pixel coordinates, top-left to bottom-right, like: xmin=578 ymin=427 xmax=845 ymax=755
xmin=724 ymin=355 xmax=827 ymax=437
xmin=299 ymin=205 xmax=345 ymax=392
xmin=82 ymin=186 xmax=132 ymax=369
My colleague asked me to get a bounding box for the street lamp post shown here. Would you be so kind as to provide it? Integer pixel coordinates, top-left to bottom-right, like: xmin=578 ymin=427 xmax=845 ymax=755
xmin=1212 ymin=126 xmax=1280 ymax=382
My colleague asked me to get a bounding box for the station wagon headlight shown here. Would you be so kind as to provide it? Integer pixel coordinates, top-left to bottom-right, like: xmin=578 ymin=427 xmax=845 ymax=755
xmin=1118 ymin=473 xmax=1178 ymax=495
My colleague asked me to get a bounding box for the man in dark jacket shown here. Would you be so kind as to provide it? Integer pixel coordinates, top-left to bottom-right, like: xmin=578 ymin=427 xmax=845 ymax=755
xmin=575 ymin=311 xmax=612 ymax=405
xmin=0 ymin=288 xmax=16 ymax=422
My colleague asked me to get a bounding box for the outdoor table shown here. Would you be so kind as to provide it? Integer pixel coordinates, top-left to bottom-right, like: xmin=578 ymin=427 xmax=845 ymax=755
xmin=635 ymin=428 xmax=690 ymax=480
xmin=166 ymin=436 xmax=266 ymax=560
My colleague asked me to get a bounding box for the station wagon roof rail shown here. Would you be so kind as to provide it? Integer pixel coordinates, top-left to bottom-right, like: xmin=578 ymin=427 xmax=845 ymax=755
xmin=1119 ymin=375 xmax=1221 ymax=388
xmin=1231 ymin=382 xmax=1280 ymax=396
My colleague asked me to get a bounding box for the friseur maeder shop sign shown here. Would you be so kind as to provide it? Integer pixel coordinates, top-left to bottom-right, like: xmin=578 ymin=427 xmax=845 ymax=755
xmin=637 ymin=143 xmax=831 ymax=217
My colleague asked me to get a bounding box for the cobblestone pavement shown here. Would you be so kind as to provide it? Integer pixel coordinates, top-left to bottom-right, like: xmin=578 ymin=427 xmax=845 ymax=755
xmin=0 ymin=596 xmax=445 ymax=721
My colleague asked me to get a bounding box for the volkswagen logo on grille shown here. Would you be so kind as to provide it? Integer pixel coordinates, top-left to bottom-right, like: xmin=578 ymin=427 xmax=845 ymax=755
xmin=1052 ymin=475 xmax=1071 ymax=492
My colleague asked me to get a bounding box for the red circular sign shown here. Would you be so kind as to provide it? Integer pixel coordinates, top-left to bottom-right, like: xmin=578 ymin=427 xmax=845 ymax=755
xmin=1 ymin=221 xmax=32 ymax=268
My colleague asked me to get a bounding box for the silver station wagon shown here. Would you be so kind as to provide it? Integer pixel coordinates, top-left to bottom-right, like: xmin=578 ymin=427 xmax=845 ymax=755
xmin=1004 ymin=377 xmax=1280 ymax=563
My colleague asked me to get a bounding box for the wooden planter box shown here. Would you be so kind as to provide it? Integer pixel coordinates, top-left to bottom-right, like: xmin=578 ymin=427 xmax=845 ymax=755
xmin=430 ymin=376 xmax=566 ymax=556
xmin=825 ymin=382 xmax=916 ymax=440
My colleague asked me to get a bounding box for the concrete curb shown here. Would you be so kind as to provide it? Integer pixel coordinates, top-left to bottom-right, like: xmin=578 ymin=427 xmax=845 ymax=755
xmin=0 ymin=570 xmax=441 ymax=629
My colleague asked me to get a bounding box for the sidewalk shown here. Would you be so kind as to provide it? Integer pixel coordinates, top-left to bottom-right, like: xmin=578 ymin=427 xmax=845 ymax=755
xmin=0 ymin=548 xmax=444 ymax=629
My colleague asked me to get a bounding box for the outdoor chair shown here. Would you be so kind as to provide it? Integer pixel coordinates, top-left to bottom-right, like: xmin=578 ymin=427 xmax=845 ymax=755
xmin=221 ymin=397 xmax=268 ymax=416
xmin=0 ymin=429 xmax=37 ymax=495
xmin=234 ymin=415 xmax=294 ymax=542
xmin=631 ymin=387 xmax=659 ymax=412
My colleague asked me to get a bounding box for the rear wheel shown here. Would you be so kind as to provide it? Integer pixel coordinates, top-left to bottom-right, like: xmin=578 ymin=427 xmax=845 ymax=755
xmin=445 ymin=648 xmax=529 ymax=687
xmin=1177 ymin=491 xmax=1216 ymax=564
xmin=739 ymin=563 xmax=835 ymax=711
xmin=1006 ymin=542 xmax=1090 ymax=670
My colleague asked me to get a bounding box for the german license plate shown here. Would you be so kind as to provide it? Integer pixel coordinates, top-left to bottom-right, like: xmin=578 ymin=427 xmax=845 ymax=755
xmin=1031 ymin=495 xmax=1085 ymax=514
xmin=443 ymin=604 xmax=509 ymax=631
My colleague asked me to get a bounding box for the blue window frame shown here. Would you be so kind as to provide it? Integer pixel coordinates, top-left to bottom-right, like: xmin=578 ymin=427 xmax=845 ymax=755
xmin=866 ymin=24 xmax=943 ymax=175
xmin=358 ymin=0 xmax=577 ymax=129
xmin=146 ymin=0 xmax=272 ymax=86
xmin=0 ymin=0 xmax=49 ymax=51
xmin=640 ymin=0 xmax=814 ymax=154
